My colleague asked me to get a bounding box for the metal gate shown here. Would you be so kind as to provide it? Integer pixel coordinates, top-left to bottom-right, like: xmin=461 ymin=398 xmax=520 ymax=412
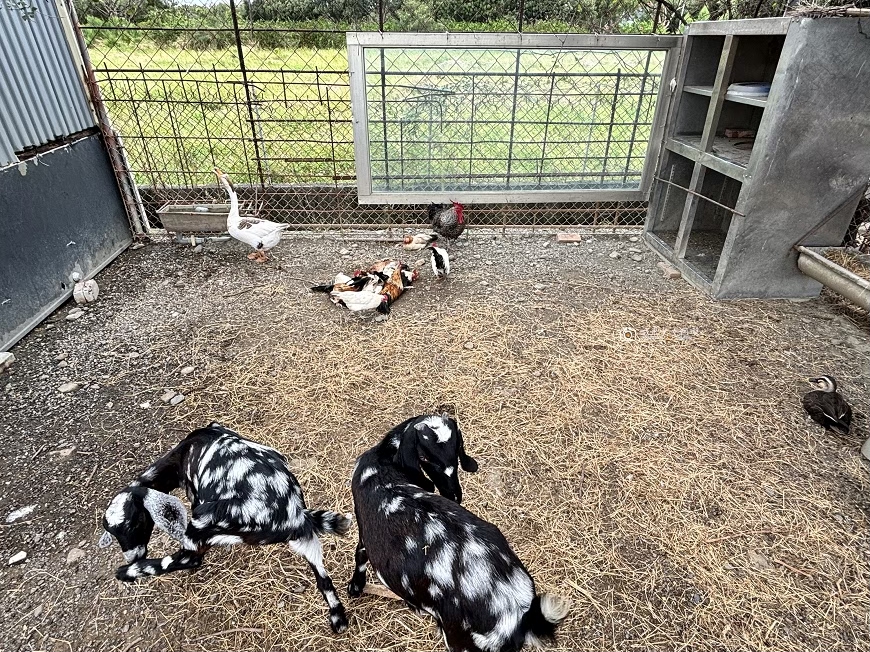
xmin=77 ymin=0 xmax=677 ymax=230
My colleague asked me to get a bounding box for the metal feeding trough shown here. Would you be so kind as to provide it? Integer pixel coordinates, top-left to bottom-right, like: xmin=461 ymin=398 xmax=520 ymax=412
xmin=155 ymin=200 xmax=259 ymax=234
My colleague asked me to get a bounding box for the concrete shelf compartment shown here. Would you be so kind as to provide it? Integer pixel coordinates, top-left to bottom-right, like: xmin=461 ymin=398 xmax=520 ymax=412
xmin=645 ymin=17 xmax=870 ymax=299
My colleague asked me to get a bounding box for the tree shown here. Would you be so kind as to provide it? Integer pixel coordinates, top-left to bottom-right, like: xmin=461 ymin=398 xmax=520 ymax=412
xmin=73 ymin=0 xmax=168 ymax=23
xmin=5 ymin=0 xmax=38 ymax=19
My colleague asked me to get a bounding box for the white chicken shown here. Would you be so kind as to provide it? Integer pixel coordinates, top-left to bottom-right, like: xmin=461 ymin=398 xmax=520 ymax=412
xmin=215 ymin=167 xmax=289 ymax=262
xmin=429 ymin=244 xmax=450 ymax=279
xmin=331 ymin=289 xmax=387 ymax=312
xmin=402 ymin=233 xmax=438 ymax=251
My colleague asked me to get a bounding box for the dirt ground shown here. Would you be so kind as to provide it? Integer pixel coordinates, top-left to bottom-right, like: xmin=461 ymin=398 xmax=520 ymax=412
xmin=0 ymin=231 xmax=868 ymax=652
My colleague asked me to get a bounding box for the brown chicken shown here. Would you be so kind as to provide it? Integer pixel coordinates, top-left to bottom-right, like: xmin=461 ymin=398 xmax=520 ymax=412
xmin=377 ymin=262 xmax=418 ymax=314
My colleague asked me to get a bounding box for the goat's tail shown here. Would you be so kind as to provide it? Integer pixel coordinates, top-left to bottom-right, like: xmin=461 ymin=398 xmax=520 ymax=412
xmin=521 ymin=593 xmax=571 ymax=648
xmin=306 ymin=509 xmax=353 ymax=536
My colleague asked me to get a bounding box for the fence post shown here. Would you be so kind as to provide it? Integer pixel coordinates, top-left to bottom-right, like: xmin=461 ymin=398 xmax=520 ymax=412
xmin=63 ymin=0 xmax=147 ymax=234
xmin=229 ymin=0 xmax=265 ymax=188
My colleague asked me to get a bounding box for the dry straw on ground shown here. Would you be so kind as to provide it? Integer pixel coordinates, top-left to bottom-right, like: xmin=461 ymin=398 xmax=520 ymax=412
xmin=98 ymin=285 xmax=868 ymax=651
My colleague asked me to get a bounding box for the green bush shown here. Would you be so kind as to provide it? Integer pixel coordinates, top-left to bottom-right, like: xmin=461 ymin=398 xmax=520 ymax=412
xmin=250 ymin=27 xmax=295 ymax=50
xmin=182 ymin=28 xmax=236 ymax=51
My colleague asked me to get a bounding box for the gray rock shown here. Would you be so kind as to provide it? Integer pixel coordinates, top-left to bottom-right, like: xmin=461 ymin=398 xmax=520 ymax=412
xmin=630 ymin=254 xmax=643 ymax=262
xmin=65 ymin=310 xmax=83 ymax=322
xmin=415 ymin=259 xmax=426 ymax=267
xmin=39 ymin=374 xmax=48 ymax=380
xmin=339 ymin=248 xmax=351 ymax=255
xmin=656 ymin=261 xmax=681 ymax=280
xmin=533 ymin=283 xmax=547 ymax=291
xmin=65 ymin=547 xmax=86 ymax=565
xmin=58 ymin=361 xmax=68 ymax=368
xmin=464 ymin=342 xmax=475 ymax=350
xmin=5 ymin=504 xmax=36 ymax=523
xmin=193 ymin=244 xmax=203 ymax=253
xmin=0 ymin=352 xmax=15 ymax=371
xmin=139 ymin=401 xmax=151 ymax=409
xmin=609 ymin=251 xmax=621 ymax=259
xmin=54 ymin=353 xmax=68 ymax=362
xmin=542 ymin=242 xmax=551 ymax=248
xmin=160 ymin=390 xmax=177 ymax=403
xmin=170 ymin=393 xmax=186 ymax=406
xmin=55 ymin=446 xmax=76 ymax=458
xmin=374 ymin=314 xmax=389 ymax=323
xmin=45 ymin=323 xmax=55 ymax=330
xmin=58 ymin=382 xmax=81 ymax=394
xmin=130 ymin=243 xmax=145 ymax=250
xmin=627 ymin=247 xmax=642 ymax=254
xmin=180 ymin=366 xmax=195 ymax=376
xmin=629 ymin=236 xmax=640 ymax=243
xmin=8 ymin=551 xmax=27 ymax=566
xmin=480 ymin=281 xmax=489 ymax=286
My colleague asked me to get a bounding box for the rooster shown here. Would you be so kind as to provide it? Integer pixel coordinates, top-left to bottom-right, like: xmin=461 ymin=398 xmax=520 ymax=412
xmin=376 ymin=262 xmax=418 ymax=314
xmin=429 ymin=201 xmax=466 ymax=242
xmin=311 ymin=260 xmax=417 ymax=314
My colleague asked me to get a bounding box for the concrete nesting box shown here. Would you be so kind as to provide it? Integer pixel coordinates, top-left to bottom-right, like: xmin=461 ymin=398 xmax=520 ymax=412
xmin=644 ymin=17 xmax=870 ymax=299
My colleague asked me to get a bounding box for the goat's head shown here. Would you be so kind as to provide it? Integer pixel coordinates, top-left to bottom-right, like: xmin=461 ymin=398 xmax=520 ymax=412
xmin=97 ymin=487 xmax=189 ymax=560
xmin=394 ymin=414 xmax=478 ymax=503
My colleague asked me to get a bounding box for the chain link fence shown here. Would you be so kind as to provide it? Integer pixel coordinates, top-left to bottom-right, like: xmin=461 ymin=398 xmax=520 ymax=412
xmin=77 ymin=0 xmax=671 ymax=231
xmin=845 ymin=185 xmax=869 ymax=252
xmin=76 ymin=0 xmax=870 ymax=238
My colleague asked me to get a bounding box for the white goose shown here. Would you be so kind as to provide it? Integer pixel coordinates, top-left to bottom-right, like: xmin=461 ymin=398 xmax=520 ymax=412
xmin=215 ymin=167 xmax=289 ymax=262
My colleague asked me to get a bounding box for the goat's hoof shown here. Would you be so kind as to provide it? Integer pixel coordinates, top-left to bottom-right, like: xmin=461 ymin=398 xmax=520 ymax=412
xmin=347 ymin=579 xmax=364 ymax=598
xmin=329 ymin=605 xmax=348 ymax=634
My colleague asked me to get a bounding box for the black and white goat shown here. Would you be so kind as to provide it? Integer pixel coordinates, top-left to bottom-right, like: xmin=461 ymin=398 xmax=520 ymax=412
xmin=348 ymin=414 xmax=570 ymax=651
xmin=97 ymin=422 xmax=351 ymax=633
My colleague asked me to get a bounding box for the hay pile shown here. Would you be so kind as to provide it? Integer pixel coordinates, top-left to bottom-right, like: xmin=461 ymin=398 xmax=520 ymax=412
xmin=104 ymin=286 xmax=868 ymax=651
xmin=822 ymin=248 xmax=870 ymax=323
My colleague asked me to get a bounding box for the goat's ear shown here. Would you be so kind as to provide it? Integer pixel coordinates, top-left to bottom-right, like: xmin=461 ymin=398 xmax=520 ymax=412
xmin=457 ymin=427 xmax=478 ymax=473
xmin=394 ymin=427 xmax=421 ymax=475
xmin=98 ymin=530 xmax=114 ymax=548
xmin=142 ymin=489 xmax=188 ymax=542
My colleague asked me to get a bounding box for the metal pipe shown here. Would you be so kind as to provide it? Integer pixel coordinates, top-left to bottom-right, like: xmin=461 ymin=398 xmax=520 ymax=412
xmin=796 ymin=246 xmax=870 ymax=310
xmin=653 ymin=175 xmax=746 ymax=216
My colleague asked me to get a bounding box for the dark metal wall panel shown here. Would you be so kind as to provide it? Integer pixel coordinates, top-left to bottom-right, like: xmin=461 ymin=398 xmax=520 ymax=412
xmin=0 ymin=134 xmax=132 ymax=351
xmin=0 ymin=0 xmax=95 ymax=166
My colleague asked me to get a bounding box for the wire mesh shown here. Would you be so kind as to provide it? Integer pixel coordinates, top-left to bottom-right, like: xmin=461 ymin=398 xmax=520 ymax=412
xmin=77 ymin=0 xmax=667 ymax=230
xmin=845 ymin=184 xmax=870 ymax=252
xmin=362 ymin=45 xmax=666 ymax=194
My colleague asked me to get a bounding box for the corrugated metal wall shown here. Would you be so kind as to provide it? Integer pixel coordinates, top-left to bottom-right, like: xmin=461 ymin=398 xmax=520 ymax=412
xmin=0 ymin=0 xmax=95 ymax=167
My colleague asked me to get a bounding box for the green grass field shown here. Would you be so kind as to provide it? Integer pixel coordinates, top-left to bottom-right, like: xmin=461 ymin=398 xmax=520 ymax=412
xmin=88 ymin=40 xmax=665 ymax=191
